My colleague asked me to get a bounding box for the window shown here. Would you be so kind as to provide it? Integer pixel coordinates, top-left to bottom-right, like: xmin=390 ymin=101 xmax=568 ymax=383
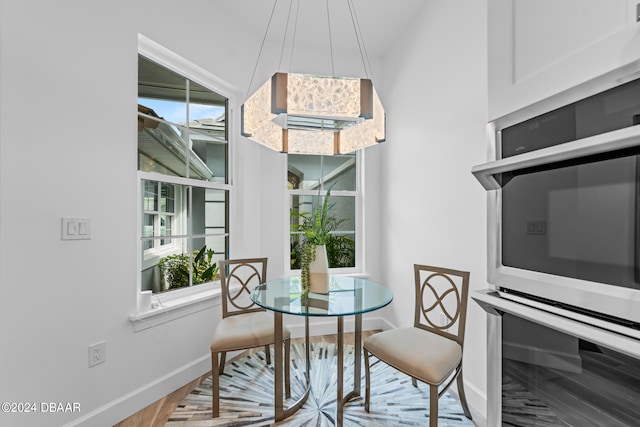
xmin=142 ymin=181 xmax=175 ymax=251
xmin=288 ymin=154 xmax=359 ymax=272
xmin=138 ymin=54 xmax=230 ymax=294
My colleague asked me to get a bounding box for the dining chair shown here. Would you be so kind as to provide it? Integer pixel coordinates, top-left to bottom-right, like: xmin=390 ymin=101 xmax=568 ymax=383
xmin=363 ymin=264 xmax=472 ymax=426
xmin=210 ymin=257 xmax=291 ymax=417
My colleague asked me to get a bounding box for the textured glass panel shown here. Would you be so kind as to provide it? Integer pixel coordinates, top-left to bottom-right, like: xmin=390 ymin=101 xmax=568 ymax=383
xmin=287 ymin=74 xmax=360 ymax=117
xmin=339 ymin=89 xmax=385 ymax=153
xmin=287 ymin=129 xmax=334 ymax=155
xmin=242 ymin=78 xmax=283 ymax=151
xmin=243 ymin=72 xmax=385 ymax=155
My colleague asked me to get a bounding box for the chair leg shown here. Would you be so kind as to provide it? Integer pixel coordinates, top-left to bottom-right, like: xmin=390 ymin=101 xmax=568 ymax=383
xmin=456 ymin=369 xmax=473 ymax=420
xmin=211 ymin=351 xmax=220 ymax=418
xmin=218 ymin=352 xmax=227 ymax=375
xmin=363 ymin=347 xmax=371 ymax=412
xmin=412 ymin=377 xmax=417 ymax=387
xmin=265 ymin=344 xmax=271 ymax=365
xmin=285 ymin=339 xmax=291 ymax=398
xmin=429 ymin=384 xmax=438 ymax=427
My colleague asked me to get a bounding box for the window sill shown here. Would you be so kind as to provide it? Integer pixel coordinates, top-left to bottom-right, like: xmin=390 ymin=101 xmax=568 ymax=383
xmin=129 ymin=282 xmax=221 ymax=332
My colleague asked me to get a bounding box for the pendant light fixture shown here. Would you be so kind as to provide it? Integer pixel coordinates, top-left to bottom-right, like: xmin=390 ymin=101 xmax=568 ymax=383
xmin=241 ymin=0 xmax=386 ymax=155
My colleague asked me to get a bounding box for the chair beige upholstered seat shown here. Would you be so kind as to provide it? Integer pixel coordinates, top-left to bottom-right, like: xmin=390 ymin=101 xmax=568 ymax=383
xmin=210 ymin=258 xmax=291 ymax=418
xmin=363 ymin=264 xmax=472 ymax=426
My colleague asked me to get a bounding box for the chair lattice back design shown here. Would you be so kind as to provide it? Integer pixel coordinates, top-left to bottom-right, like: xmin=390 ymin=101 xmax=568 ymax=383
xmin=219 ymin=258 xmax=267 ymax=317
xmin=414 ymin=264 xmax=468 ymax=347
xmin=363 ymin=264 xmax=472 ymax=427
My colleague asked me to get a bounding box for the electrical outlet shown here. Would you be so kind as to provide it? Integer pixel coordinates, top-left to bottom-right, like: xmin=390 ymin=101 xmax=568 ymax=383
xmin=440 ymin=313 xmax=447 ymax=327
xmin=89 ymin=341 xmax=106 ymax=367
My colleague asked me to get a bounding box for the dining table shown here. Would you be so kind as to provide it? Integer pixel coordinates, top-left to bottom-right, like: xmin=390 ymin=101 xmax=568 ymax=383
xmin=250 ymin=275 xmax=393 ymax=426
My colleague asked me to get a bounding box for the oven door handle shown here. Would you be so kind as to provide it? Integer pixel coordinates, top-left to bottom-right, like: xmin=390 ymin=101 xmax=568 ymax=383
xmin=472 ymin=125 xmax=640 ymax=191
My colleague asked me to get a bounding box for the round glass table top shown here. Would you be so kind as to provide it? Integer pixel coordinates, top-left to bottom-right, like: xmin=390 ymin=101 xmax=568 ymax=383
xmin=251 ymin=276 xmax=393 ymax=317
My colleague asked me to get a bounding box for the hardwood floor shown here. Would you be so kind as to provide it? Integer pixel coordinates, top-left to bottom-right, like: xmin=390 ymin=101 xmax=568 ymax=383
xmin=113 ymin=331 xmax=378 ymax=427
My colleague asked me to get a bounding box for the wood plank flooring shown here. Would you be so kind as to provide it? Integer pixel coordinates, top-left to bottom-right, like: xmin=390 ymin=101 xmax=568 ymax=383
xmin=113 ymin=331 xmax=378 ymax=427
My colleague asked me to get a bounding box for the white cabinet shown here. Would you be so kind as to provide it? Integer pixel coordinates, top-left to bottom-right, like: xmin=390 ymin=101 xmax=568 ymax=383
xmin=489 ymin=0 xmax=640 ymax=120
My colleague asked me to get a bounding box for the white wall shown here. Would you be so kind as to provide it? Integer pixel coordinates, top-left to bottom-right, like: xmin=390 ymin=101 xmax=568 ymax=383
xmin=0 ymin=0 xmax=488 ymax=425
xmin=375 ymin=0 xmax=489 ymax=420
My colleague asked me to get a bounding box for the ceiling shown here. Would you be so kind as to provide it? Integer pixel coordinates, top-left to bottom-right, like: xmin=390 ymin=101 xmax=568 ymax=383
xmin=216 ymin=0 xmax=427 ymax=59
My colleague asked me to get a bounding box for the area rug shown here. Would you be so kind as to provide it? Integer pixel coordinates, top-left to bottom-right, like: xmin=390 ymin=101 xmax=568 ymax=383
xmin=167 ymin=342 xmax=475 ymax=426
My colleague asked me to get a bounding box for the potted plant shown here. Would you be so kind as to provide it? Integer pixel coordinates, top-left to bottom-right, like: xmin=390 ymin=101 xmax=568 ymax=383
xmin=292 ymin=184 xmax=342 ymax=296
xmin=158 ymin=245 xmax=219 ymax=290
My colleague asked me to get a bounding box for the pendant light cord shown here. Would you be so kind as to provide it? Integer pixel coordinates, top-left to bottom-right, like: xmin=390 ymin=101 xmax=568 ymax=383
xmin=246 ymin=0 xmax=279 ymax=100
xmin=278 ymin=0 xmax=295 ymax=71
xmin=326 ymin=0 xmax=335 ymax=76
xmin=246 ymin=0 xmax=375 ymax=96
xmin=347 ymin=0 xmax=373 ymax=82
xmin=288 ymin=0 xmax=300 ymax=72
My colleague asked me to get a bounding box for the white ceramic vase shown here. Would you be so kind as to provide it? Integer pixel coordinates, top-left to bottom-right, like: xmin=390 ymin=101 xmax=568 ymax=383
xmin=309 ymin=244 xmax=329 ymax=294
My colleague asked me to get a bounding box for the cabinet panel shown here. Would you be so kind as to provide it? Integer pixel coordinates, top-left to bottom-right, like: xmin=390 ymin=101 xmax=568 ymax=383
xmin=489 ymin=0 xmax=640 ymax=120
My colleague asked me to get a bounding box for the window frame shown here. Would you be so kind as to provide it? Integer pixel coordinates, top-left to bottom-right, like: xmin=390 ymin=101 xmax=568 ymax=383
xmin=285 ymin=152 xmax=364 ymax=276
xmin=142 ymin=180 xmax=179 ymax=252
xmin=136 ymin=34 xmax=237 ymax=315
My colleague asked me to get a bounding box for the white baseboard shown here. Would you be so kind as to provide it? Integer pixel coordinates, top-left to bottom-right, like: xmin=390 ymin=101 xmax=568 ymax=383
xmin=63 ymin=354 xmax=212 ymax=427
xmin=62 ymin=316 xmax=443 ymax=426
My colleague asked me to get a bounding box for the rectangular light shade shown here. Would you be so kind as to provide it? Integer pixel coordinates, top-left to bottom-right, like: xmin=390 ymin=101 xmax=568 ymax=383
xmin=242 ymin=72 xmax=385 ymax=155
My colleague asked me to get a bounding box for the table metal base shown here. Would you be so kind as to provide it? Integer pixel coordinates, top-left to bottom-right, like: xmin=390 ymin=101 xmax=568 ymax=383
xmin=273 ymin=313 xmax=363 ymax=426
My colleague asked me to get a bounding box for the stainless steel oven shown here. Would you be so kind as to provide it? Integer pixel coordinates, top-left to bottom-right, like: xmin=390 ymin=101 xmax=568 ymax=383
xmin=473 ymin=68 xmax=640 ymax=326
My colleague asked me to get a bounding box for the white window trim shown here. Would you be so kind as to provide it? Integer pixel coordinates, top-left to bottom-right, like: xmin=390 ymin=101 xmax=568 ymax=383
xmin=285 ymin=152 xmax=364 ymax=275
xmin=129 ymin=282 xmax=222 ymax=332
xmin=133 ymin=34 xmax=237 ymax=328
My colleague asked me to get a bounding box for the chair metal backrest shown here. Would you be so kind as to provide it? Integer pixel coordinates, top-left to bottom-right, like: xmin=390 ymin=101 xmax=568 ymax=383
xmin=413 ymin=264 xmax=470 ymax=347
xmin=218 ymin=258 xmax=267 ymax=318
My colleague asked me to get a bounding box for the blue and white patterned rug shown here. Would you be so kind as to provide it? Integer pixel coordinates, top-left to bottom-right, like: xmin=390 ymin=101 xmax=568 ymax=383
xmin=167 ymin=342 xmax=475 ymax=426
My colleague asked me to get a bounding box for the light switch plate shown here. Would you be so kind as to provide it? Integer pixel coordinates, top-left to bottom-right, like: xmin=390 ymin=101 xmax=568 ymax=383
xmin=62 ymin=217 xmax=91 ymax=240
